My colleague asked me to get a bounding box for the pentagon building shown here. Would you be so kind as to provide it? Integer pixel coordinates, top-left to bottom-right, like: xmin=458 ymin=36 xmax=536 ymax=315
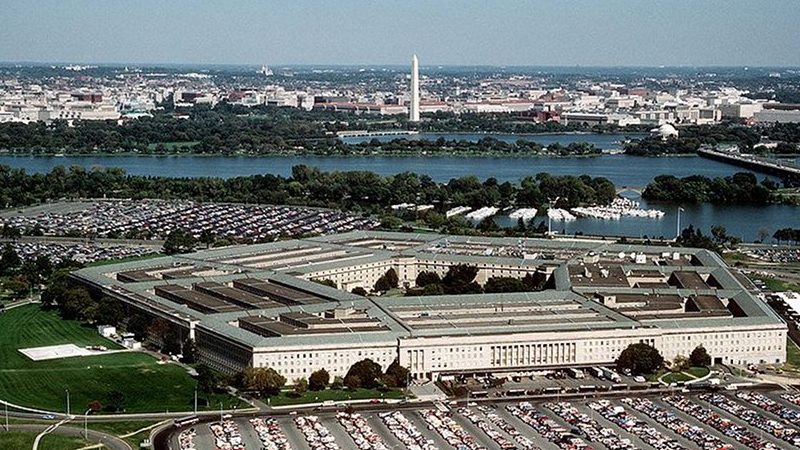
xmin=73 ymin=231 xmax=787 ymax=379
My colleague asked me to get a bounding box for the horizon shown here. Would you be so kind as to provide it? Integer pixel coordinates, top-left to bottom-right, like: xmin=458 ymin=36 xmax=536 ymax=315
xmin=2 ymin=0 xmax=800 ymax=67
xmin=3 ymin=60 xmax=800 ymax=70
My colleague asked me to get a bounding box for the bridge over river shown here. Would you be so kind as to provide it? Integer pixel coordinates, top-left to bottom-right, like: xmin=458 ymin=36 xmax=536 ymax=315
xmin=616 ymin=186 xmax=644 ymax=195
xmin=697 ymin=148 xmax=800 ymax=180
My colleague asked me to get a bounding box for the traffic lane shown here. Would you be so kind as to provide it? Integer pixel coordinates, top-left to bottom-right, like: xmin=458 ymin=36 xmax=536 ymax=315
xmin=451 ymin=408 xmax=504 ymax=450
xmin=364 ymin=412 xmax=409 ymax=450
xmin=537 ymin=402 xmax=614 ymax=450
xmin=650 ymin=398 xmax=757 ymax=449
xmin=6 ymin=424 xmax=131 ymax=450
xmin=617 ymin=398 xmax=707 ymax=450
xmin=470 ymin=404 xmax=528 ymax=446
xmin=278 ymin=416 xmax=313 ymax=450
xmin=492 ymin=405 xmax=561 ymax=450
xmin=322 ymin=415 xmax=361 ymax=450
xmin=571 ymin=401 xmax=651 ymax=450
xmin=696 ymin=393 xmax=793 ymax=449
xmin=233 ymin=418 xmax=266 ymax=450
xmin=406 ymin=409 xmax=457 ymax=450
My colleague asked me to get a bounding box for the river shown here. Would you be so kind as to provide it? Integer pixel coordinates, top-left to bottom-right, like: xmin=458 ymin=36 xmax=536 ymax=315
xmin=0 ymin=132 xmax=797 ymax=242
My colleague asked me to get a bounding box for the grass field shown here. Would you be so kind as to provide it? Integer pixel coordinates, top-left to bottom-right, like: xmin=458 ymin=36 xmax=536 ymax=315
xmin=764 ymin=277 xmax=800 ymax=292
xmin=85 ymin=252 xmax=162 ymax=268
xmin=0 ymin=305 xmax=244 ymax=413
xmin=267 ymin=388 xmax=405 ymax=406
xmin=784 ymin=338 xmax=800 ymax=373
xmin=0 ymin=431 xmax=91 ymax=450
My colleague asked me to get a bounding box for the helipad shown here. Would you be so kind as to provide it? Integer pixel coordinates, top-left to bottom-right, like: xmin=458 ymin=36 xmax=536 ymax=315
xmin=19 ymin=344 xmax=96 ymax=361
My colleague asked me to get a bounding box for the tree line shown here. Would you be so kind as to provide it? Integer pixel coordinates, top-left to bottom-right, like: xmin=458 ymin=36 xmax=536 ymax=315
xmin=624 ymin=123 xmax=800 ymax=156
xmin=0 ymin=164 xmax=616 ymax=223
xmin=642 ymin=172 xmax=777 ymax=204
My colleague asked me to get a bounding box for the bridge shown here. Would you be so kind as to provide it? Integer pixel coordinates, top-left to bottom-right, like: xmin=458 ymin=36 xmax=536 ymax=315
xmin=697 ymin=148 xmax=800 ymax=179
xmin=616 ymin=186 xmax=644 ymax=195
xmin=336 ymin=130 xmax=419 ymax=138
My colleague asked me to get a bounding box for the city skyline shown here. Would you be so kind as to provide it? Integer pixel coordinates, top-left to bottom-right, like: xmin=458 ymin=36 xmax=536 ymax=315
xmin=2 ymin=0 xmax=800 ymax=67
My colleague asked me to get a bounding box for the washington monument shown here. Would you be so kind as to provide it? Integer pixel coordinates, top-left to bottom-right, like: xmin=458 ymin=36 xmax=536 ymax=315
xmin=410 ymin=54 xmax=420 ymax=122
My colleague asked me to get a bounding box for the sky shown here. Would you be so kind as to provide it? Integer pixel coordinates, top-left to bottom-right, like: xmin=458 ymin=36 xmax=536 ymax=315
xmin=1 ymin=0 xmax=799 ymax=67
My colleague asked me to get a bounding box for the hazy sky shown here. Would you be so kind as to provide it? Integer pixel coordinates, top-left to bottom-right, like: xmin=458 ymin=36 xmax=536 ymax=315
xmin=2 ymin=0 xmax=799 ymax=67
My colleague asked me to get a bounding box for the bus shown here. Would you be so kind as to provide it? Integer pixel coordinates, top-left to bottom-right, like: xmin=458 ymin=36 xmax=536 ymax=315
xmin=506 ymin=389 xmax=526 ymax=397
xmin=470 ymin=390 xmax=489 ymax=398
xmin=173 ymin=415 xmax=199 ymax=428
xmin=601 ymin=367 xmax=621 ymax=383
xmin=567 ymin=368 xmax=585 ymax=379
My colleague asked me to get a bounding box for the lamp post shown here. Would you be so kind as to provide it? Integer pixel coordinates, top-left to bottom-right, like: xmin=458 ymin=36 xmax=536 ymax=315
xmin=84 ymin=409 xmax=91 ymax=439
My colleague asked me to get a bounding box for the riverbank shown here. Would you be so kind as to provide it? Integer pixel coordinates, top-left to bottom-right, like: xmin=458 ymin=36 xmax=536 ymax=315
xmin=0 ymin=149 xmax=611 ymax=158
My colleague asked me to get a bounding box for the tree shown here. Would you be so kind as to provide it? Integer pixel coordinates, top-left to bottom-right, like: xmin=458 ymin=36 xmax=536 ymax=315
xmin=484 ymin=277 xmax=526 ymax=293
xmin=196 ymin=364 xmax=220 ymax=394
xmin=441 ymin=264 xmax=482 ymax=295
xmin=241 ymin=367 xmax=286 ymax=396
xmin=385 ymin=268 xmax=399 ymax=287
xmin=351 ymin=287 xmax=368 ymax=296
xmin=58 ymin=287 xmax=94 ymax=320
xmin=415 ymin=271 xmax=441 ymax=287
xmin=331 ymin=376 xmax=344 ymax=390
xmin=0 ymin=243 xmax=21 ymax=275
xmin=689 ymin=345 xmax=712 ymax=367
xmin=162 ymin=229 xmax=197 ymax=255
xmin=105 ymin=390 xmax=126 ymax=412
xmin=374 ymin=268 xmax=399 ymax=292
xmin=293 ymin=377 xmax=308 ymax=395
xmin=616 ymin=343 xmax=664 ymax=376
xmin=181 ymin=339 xmax=197 ymax=364
xmin=308 ymin=369 xmax=330 ymax=391
xmin=344 ymin=359 xmax=383 ymax=389
xmin=126 ymin=313 xmax=152 ymax=341
xmin=383 ymin=359 xmax=410 ymax=388
xmin=87 ymin=400 xmax=102 ymax=413
xmin=91 ymin=296 xmax=126 ymax=325
xmin=313 ymin=278 xmax=337 ymax=288
xmin=672 ymin=354 xmax=690 ymax=372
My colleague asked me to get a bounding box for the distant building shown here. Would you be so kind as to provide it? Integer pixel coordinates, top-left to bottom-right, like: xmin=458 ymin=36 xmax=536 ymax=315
xmin=719 ymin=103 xmax=764 ymax=119
xmin=651 ymin=123 xmax=679 ymax=140
xmin=755 ymin=104 xmax=800 ymax=124
xmin=561 ymin=112 xmax=609 ymax=126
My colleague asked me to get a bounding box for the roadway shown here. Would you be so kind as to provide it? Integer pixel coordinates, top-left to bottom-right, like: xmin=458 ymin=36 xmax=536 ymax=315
xmin=3 ymin=423 xmax=131 ymax=450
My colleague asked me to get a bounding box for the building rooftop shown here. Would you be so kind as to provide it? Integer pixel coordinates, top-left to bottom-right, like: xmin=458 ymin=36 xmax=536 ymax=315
xmin=73 ymin=231 xmax=785 ymax=349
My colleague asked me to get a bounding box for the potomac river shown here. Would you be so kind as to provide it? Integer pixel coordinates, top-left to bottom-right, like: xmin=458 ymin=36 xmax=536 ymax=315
xmin=0 ymin=132 xmax=797 ymax=241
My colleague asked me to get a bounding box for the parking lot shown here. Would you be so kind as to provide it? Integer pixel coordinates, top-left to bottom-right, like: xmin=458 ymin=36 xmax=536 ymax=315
xmin=172 ymin=389 xmax=800 ymax=450
xmin=0 ymin=199 xmax=379 ymax=241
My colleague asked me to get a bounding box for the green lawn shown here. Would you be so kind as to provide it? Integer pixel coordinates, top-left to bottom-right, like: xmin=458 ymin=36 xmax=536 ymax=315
xmin=763 ymin=277 xmax=800 ymax=293
xmin=266 ymin=388 xmax=405 ymax=406
xmin=685 ymin=366 xmax=710 ymax=378
xmin=85 ymin=252 xmax=162 ymax=267
xmin=0 ymin=305 xmax=244 ymax=414
xmin=654 ymin=366 xmax=709 ymax=384
xmin=784 ymin=338 xmax=800 ymax=373
xmin=0 ymin=431 xmax=91 ymax=450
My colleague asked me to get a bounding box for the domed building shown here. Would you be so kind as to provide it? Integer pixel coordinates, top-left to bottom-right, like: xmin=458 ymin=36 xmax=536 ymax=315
xmin=650 ymin=123 xmax=679 ymax=140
